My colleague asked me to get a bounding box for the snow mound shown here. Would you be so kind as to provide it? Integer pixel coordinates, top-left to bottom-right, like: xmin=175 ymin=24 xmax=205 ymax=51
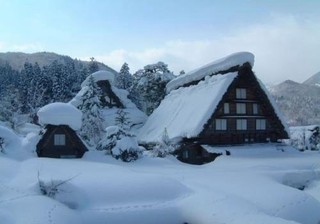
xmin=166 ymin=52 xmax=254 ymax=93
xmin=81 ymin=70 xmax=114 ymax=88
xmin=37 ymin=102 xmax=82 ymax=130
xmin=138 ymin=73 xmax=237 ymax=143
xmin=0 ymin=125 xmax=20 ymax=144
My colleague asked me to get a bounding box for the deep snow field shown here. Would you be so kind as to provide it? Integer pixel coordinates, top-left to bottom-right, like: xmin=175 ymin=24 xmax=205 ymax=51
xmin=1 ymin=144 xmax=320 ymax=224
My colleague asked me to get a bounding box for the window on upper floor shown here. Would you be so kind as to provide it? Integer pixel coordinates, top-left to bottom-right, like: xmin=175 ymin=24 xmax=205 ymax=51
xmin=224 ymin=103 xmax=230 ymax=114
xmin=253 ymin=103 xmax=259 ymax=114
xmin=236 ymin=88 xmax=246 ymax=99
xmin=215 ymin=119 xmax=227 ymax=130
xmin=236 ymin=103 xmax=246 ymax=114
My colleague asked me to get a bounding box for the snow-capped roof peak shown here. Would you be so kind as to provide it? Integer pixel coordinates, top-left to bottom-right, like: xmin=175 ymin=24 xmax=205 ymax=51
xmin=166 ymin=52 xmax=254 ymax=93
xmin=37 ymin=102 xmax=83 ymax=130
xmin=81 ymin=70 xmax=115 ymax=88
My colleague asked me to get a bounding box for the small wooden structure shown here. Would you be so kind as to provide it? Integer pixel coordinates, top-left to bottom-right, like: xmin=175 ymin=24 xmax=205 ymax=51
xmin=176 ymin=144 xmax=221 ymax=165
xmin=36 ymin=124 xmax=87 ymax=158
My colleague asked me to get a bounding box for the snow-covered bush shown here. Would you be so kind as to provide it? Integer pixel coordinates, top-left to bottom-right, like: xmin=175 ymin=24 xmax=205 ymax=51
xmin=0 ymin=125 xmax=20 ymax=154
xmin=115 ymin=109 xmax=131 ymax=130
xmin=289 ymin=125 xmax=320 ymax=151
xmin=112 ymin=136 xmax=142 ymax=162
xmin=0 ymin=137 xmax=4 ymax=153
xmin=37 ymin=172 xmax=76 ymax=199
xmin=151 ymin=128 xmax=176 ymax=157
xmin=97 ymin=126 xmax=142 ymax=162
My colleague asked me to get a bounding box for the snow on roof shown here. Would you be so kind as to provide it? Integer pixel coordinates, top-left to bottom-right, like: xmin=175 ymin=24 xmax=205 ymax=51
xmin=81 ymin=70 xmax=115 ymax=88
xmin=138 ymin=73 xmax=237 ymax=143
xmin=37 ymin=102 xmax=83 ymax=130
xmin=166 ymin=52 xmax=254 ymax=93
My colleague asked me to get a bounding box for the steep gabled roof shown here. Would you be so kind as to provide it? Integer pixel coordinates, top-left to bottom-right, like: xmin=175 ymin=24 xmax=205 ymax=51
xmin=138 ymin=73 xmax=237 ymax=143
xmin=166 ymin=52 xmax=254 ymax=93
xmin=138 ymin=52 xmax=289 ymax=144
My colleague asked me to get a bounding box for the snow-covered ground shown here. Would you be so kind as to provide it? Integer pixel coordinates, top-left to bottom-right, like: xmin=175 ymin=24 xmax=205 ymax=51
xmin=1 ymin=144 xmax=320 ymax=224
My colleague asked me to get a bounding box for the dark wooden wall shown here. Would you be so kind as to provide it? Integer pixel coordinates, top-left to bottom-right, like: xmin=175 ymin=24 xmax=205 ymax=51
xmin=36 ymin=125 xmax=87 ymax=158
xmin=197 ymin=63 xmax=288 ymax=145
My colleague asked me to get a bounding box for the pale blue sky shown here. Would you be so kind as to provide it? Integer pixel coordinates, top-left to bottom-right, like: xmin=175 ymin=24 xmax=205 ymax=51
xmin=1 ymin=0 xmax=320 ymax=83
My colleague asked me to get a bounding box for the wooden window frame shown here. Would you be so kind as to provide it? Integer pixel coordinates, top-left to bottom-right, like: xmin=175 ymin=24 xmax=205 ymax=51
xmin=224 ymin=103 xmax=230 ymax=114
xmin=236 ymin=103 xmax=246 ymax=114
xmin=215 ymin=119 xmax=227 ymax=130
xmin=256 ymin=119 xmax=266 ymax=130
xmin=54 ymin=134 xmax=66 ymax=146
xmin=253 ymin=103 xmax=259 ymax=115
xmin=236 ymin=88 xmax=246 ymax=99
xmin=236 ymin=119 xmax=247 ymax=130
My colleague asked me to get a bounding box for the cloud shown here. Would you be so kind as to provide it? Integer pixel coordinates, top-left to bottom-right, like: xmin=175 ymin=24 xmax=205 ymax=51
xmin=0 ymin=41 xmax=45 ymax=53
xmin=87 ymin=14 xmax=320 ymax=84
xmin=12 ymin=43 xmax=44 ymax=52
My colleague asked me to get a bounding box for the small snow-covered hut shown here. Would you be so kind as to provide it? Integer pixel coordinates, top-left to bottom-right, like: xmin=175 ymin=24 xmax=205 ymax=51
xmin=138 ymin=52 xmax=289 ymax=164
xmin=70 ymin=70 xmax=147 ymax=131
xmin=36 ymin=103 xmax=87 ymax=158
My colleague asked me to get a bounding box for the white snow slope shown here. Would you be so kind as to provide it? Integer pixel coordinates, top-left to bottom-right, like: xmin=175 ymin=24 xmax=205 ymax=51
xmin=1 ymin=144 xmax=320 ymax=224
xmin=138 ymin=73 xmax=237 ymax=143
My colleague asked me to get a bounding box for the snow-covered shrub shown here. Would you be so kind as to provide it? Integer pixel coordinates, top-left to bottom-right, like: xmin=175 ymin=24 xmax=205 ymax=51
xmin=38 ymin=172 xmax=76 ymax=198
xmin=112 ymin=136 xmax=142 ymax=162
xmin=98 ymin=126 xmax=142 ymax=162
xmin=289 ymin=126 xmax=320 ymax=151
xmin=151 ymin=128 xmax=176 ymax=157
xmin=0 ymin=137 xmax=4 ymax=153
xmin=0 ymin=125 xmax=20 ymax=154
xmin=115 ymin=109 xmax=131 ymax=130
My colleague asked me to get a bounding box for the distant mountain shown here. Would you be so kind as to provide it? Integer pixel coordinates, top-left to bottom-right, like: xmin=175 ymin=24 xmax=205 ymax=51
xmin=270 ymin=80 xmax=320 ymax=126
xmin=303 ymin=71 xmax=320 ymax=87
xmin=0 ymin=52 xmax=117 ymax=74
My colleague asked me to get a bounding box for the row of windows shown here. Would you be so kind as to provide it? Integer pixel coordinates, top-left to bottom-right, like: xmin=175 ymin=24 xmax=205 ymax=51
xmin=223 ymin=103 xmax=259 ymax=114
xmin=215 ymin=119 xmax=266 ymax=131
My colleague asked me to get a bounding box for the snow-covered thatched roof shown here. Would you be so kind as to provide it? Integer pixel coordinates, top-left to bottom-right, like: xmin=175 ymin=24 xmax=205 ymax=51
xmin=138 ymin=73 xmax=237 ymax=143
xmin=166 ymin=52 xmax=254 ymax=93
xmin=81 ymin=70 xmax=115 ymax=88
xmin=37 ymin=102 xmax=83 ymax=130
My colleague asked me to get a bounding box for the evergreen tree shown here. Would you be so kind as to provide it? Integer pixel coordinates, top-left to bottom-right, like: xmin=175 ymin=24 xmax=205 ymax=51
xmin=115 ymin=62 xmax=133 ymax=90
xmin=129 ymin=62 xmax=174 ymax=115
xmin=88 ymin=57 xmax=99 ymax=74
xmin=79 ymin=75 xmax=105 ymax=147
xmin=115 ymin=109 xmax=131 ymax=130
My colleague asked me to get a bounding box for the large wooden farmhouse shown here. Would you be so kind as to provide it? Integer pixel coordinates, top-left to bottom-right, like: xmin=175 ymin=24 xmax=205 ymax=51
xmin=138 ymin=52 xmax=289 ymax=164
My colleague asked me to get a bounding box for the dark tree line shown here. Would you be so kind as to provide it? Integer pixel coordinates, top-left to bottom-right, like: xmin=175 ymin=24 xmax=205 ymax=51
xmin=0 ymin=59 xmax=97 ymax=127
xmin=0 ymin=59 xmax=176 ymax=128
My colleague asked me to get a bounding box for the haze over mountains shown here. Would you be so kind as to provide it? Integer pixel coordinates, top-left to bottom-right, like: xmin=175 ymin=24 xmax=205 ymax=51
xmin=269 ymin=72 xmax=320 ymax=126
xmin=0 ymin=52 xmax=117 ymax=74
xmin=0 ymin=51 xmax=319 ymax=127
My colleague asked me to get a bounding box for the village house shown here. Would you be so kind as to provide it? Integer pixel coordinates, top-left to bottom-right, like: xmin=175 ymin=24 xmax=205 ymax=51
xmin=36 ymin=102 xmax=88 ymax=158
xmin=138 ymin=52 xmax=289 ymax=164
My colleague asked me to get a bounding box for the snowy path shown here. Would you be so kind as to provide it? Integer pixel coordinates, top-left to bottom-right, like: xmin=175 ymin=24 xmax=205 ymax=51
xmin=0 ymin=147 xmax=320 ymax=224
